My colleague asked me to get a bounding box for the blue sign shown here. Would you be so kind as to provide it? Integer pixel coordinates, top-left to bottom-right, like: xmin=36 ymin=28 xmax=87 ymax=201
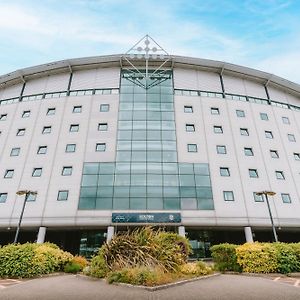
xmin=112 ymin=213 xmax=181 ymax=223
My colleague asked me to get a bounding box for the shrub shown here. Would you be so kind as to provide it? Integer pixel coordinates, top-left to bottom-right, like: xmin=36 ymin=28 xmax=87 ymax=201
xmin=179 ymin=261 xmax=212 ymax=276
xmin=64 ymin=262 xmax=82 ymax=273
xmin=210 ymin=243 xmax=242 ymax=272
xmin=89 ymin=249 xmax=109 ymax=278
xmin=72 ymin=256 xmax=88 ymax=270
xmin=236 ymin=243 xmax=278 ymax=273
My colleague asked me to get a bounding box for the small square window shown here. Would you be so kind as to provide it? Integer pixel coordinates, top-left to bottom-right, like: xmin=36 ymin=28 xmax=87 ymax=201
xmin=96 ymin=143 xmax=106 ymax=152
xmin=27 ymin=193 xmax=37 ymax=202
xmin=10 ymin=147 xmax=20 ymax=156
xmin=223 ymin=191 xmax=234 ymax=201
xmin=282 ymin=117 xmax=290 ymax=124
xmin=17 ymin=128 xmax=25 ymax=136
xmin=249 ymin=169 xmax=258 ymax=178
xmin=216 ymin=145 xmax=227 ymax=154
xmin=70 ymin=124 xmax=79 ymax=132
xmin=260 ymin=113 xmax=269 ymax=121
xmin=294 ymin=153 xmax=300 ymax=161
xmin=265 ymin=131 xmax=273 ymax=139
xmin=185 ymin=124 xmax=195 ymax=132
xmin=244 ymin=147 xmax=254 ymax=156
xmin=32 ymin=168 xmax=42 ymax=177
xmin=236 ymin=110 xmax=245 ymax=117
xmin=37 ymin=146 xmax=47 ymax=154
xmin=220 ymin=167 xmax=230 ymax=177
xmin=98 ymin=123 xmax=108 ymax=131
xmin=22 ymin=110 xmax=31 ymax=118
xmin=0 ymin=114 xmax=7 ymax=121
xmin=211 ymin=107 xmax=220 ymax=115
xmin=73 ymin=106 xmax=82 ymax=113
xmin=270 ymin=150 xmax=279 ymax=158
xmin=62 ymin=166 xmax=72 ymax=176
xmin=66 ymin=144 xmax=76 ymax=153
xmin=4 ymin=169 xmax=14 ymax=178
xmin=100 ymin=104 xmax=110 ymax=112
xmin=47 ymin=108 xmax=56 ymax=115
xmin=184 ymin=106 xmax=193 ymax=113
xmin=281 ymin=193 xmax=291 ymax=203
xmin=42 ymin=126 xmax=52 ymax=134
xmin=253 ymin=192 xmax=264 ymax=202
xmin=57 ymin=190 xmax=68 ymax=201
xmin=0 ymin=193 xmax=8 ymax=203
xmin=214 ymin=126 xmax=223 ymax=134
xmin=275 ymin=171 xmax=285 ymax=180
xmin=287 ymin=134 xmax=296 ymax=142
xmin=240 ymin=128 xmax=249 ymax=136
xmin=187 ymin=144 xmax=197 ymax=152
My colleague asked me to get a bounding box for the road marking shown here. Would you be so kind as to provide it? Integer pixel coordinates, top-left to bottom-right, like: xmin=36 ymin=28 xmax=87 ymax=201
xmin=273 ymin=277 xmax=281 ymax=282
xmin=294 ymin=280 xmax=300 ymax=287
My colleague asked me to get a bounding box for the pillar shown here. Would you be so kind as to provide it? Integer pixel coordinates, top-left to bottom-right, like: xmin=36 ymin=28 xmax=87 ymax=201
xmin=244 ymin=226 xmax=253 ymax=243
xmin=178 ymin=226 xmax=186 ymax=237
xmin=36 ymin=226 xmax=46 ymax=244
xmin=107 ymin=226 xmax=115 ymax=242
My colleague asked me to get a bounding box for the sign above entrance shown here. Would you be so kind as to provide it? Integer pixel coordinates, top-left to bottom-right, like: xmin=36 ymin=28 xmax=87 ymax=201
xmin=112 ymin=213 xmax=181 ymax=224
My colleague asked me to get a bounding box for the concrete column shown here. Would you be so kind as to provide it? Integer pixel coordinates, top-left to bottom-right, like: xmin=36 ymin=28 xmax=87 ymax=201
xmin=178 ymin=226 xmax=186 ymax=237
xmin=107 ymin=226 xmax=115 ymax=242
xmin=36 ymin=226 xmax=46 ymax=244
xmin=244 ymin=226 xmax=253 ymax=243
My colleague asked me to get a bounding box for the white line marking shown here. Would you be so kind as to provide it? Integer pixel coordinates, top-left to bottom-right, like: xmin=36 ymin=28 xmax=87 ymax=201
xmin=273 ymin=277 xmax=281 ymax=282
xmin=0 ymin=285 xmax=5 ymax=289
xmin=294 ymin=280 xmax=300 ymax=287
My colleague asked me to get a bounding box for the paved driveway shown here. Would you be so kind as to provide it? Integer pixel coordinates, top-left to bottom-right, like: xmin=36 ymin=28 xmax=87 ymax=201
xmin=0 ymin=274 xmax=299 ymax=300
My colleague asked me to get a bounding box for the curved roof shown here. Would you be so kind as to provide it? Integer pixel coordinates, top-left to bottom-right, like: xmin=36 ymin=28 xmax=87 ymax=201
xmin=0 ymin=54 xmax=300 ymax=96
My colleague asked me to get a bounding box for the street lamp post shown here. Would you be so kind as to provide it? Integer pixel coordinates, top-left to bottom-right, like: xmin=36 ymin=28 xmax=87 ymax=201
xmin=256 ymin=191 xmax=278 ymax=242
xmin=14 ymin=190 xmax=38 ymax=244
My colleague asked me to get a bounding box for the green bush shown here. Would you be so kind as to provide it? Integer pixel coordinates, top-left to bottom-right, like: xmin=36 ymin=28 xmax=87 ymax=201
xmin=64 ymin=262 xmax=82 ymax=273
xmin=0 ymin=243 xmax=73 ymax=278
xmin=89 ymin=249 xmax=109 ymax=278
xmin=210 ymin=243 xmax=242 ymax=272
xmin=179 ymin=261 xmax=212 ymax=276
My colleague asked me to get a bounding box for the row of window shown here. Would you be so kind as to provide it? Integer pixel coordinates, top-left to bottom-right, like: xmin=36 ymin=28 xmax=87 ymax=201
xmin=223 ymin=191 xmax=292 ymax=203
xmin=219 ymin=167 xmax=286 ymax=179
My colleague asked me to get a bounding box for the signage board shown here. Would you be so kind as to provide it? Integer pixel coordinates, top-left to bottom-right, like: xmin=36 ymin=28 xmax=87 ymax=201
xmin=112 ymin=213 xmax=181 ymax=223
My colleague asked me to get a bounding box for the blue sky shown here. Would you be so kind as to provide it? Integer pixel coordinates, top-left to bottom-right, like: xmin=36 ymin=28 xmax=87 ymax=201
xmin=1 ymin=0 xmax=300 ymax=83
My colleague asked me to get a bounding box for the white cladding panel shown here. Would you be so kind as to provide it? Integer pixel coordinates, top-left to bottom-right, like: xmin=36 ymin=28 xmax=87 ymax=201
xmin=173 ymin=68 xmax=198 ymax=90
xmin=71 ymin=67 xmax=120 ymax=90
xmin=222 ymin=74 xmax=246 ymax=95
xmin=23 ymin=77 xmax=47 ymax=95
xmin=0 ymin=83 xmax=23 ymax=99
xmin=197 ymin=70 xmax=222 ymax=92
xmin=268 ymin=85 xmax=288 ymax=102
xmin=244 ymin=79 xmax=267 ymax=98
xmin=285 ymin=92 xmax=300 ymax=106
xmin=45 ymin=73 xmax=70 ymax=93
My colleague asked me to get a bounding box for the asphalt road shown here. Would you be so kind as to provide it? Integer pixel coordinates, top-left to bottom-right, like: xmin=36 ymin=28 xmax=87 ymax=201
xmin=0 ymin=274 xmax=299 ymax=300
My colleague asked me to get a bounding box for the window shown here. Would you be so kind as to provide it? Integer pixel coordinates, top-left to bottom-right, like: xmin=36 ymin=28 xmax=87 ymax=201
xmin=57 ymin=190 xmax=68 ymax=201
xmin=0 ymin=193 xmax=7 ymax=203
xmin=73 ymin=106 xmax=82 ymax=113
xmin=42 ymin=126 xmax=52 ymax=134
xmin=216 ymin=145 xmax=227 ymax=154
xmin=281 ymin=193 xmax=291 ymax=203
xmin=27 ymin=193 xmax=37 ymax=202
xmin=96 ymin=143 xmax=106 ymax=152
xmin=70 ymin=124 xmax=79 ymax=132
xmin=214 ymin=126 xmax=223 ymax=134
xmin=282 ymin=117 xmax=290 ymax=124
xmin=22 ymin=110 xmax=30 ymax=118
xmin=47 ymin=108 xmax=56 ymax=115
xmin=100 ymin=104 xmax=110 ymax=112
xmin=66 ymin=144 xmax=76 ymax=153
xmin=240 ymin=128 xmax=249 ymax=136
xmin=244 ymin=147 xmax=254 ymax=156
xmin=223 ymin=191 xmax=234 ymax=201
xmin=185 ymin=124 xmax=195 ymax=132
xmin=236 ymin=110 xmax=245 ymax=117
xmin=32 ymin=168 xmax=42 ymax=177
xmin=98 ymin=123 xmax=108 ymax=131
xmin=249 ymin=169 xmax=258 ymax=178
xmin=275 ymin=171 xmax=285 ymax=180
xmin=187 ymin=144 xmax=197 ymax=152
xmin=0 ymin=114 xmax=7 ymax=121
xmin=253 ymin=192 xmax=264 ymax=202
xmin=17 ymin=128 xmax=25 ymax=136
xmin=287 ymin=134 xmax=296 ymax=142
xmin=10 ymin=147 xmax=20 ymax=156
xmin=265 ymin=131 xmax=273 ymax=139
xmin=220 ymin=167 xmax=230 ymax=177
xmin=184 ymin=106 xmax=193 ymax=113
xmin=62 ymin=166 xmax=72 ymax=176
xmin=211 ymin=107 xmax=220 ymax=115
xmin=270 ymin=150 xmax=279 ymax=158
xmin=294 ymin=153 xmax=300 ymax=161
xmin=260 ymin=113 xmax=269 ymax=121
xmin=37 ymin=146 xmax=47 ymax=154
xmin=4 ymin=169 xmax=14 ymax=178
